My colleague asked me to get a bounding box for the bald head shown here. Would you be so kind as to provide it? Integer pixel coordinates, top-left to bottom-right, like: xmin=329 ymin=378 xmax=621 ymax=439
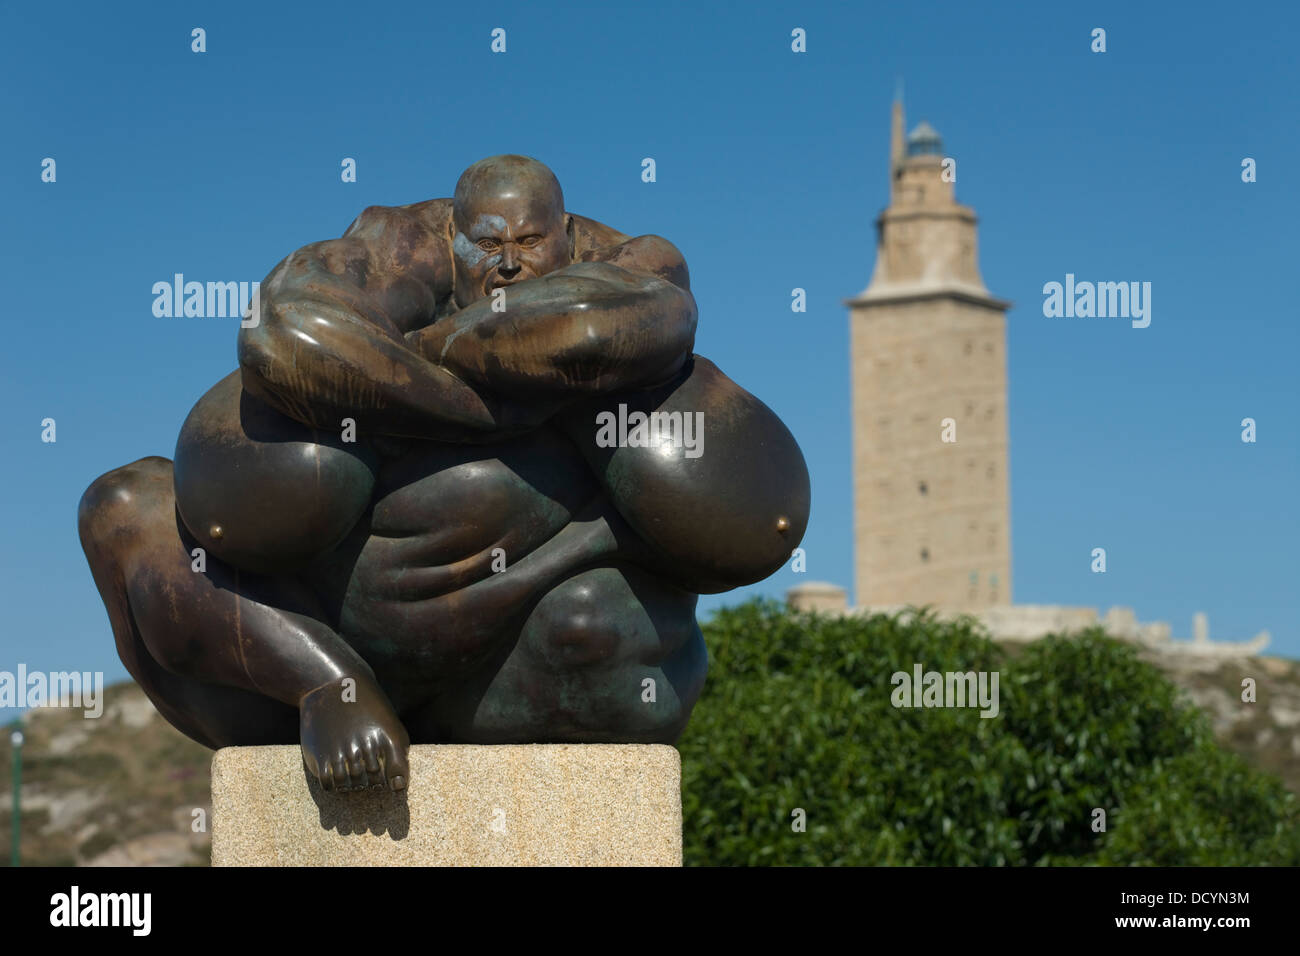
xmin=454 ymin=155 xmax=564 ymax=220
xmin=451 ymin=155 xmax=571 ymax=307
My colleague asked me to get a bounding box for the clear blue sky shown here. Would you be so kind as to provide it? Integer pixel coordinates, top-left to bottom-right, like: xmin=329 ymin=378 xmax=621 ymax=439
xmin=2 ymin=1 xmax=1296 ymax=725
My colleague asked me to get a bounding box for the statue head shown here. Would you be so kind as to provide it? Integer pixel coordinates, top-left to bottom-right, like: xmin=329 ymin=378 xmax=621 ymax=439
xmin=451 ymin=155 xmax=572 ymax=307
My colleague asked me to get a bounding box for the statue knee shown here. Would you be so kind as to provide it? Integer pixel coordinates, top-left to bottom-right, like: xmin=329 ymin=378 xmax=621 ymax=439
xmin=78 ymin=456 xmax=175 ymax=554
xmin=521 ymin=567 xmax=703 ymax=741
xmin=173 ymin=370 xmax=378 ymax=574
xmin=529 ymin=570 xmax=626 ymax=668
xmin=527 ymin=566 xmax=697 ymax=670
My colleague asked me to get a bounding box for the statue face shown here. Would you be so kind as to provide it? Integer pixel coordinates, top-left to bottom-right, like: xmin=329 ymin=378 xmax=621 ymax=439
xmin=452 ymin=191 xmax=570 ymax=307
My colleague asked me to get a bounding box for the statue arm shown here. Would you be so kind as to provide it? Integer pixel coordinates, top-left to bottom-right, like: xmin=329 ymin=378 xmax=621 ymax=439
xmin=238 ymin=205 xmax=510 ymax=441
xmin=406 ymin=236 xmax=697 ymax=400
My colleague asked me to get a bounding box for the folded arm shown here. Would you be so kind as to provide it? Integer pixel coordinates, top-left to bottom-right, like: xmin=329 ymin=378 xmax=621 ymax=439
xmin=238 ymin=205 xmax=517 ymax=441
xmin=241 ymin=213 xmax=695 ymax=439
xmin=406 ymin=235 xmax=697 ymax=400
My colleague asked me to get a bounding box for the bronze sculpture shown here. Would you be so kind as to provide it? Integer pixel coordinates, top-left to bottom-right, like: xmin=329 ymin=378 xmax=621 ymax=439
xmin=79 ymin=155 xmax=809 ymax=793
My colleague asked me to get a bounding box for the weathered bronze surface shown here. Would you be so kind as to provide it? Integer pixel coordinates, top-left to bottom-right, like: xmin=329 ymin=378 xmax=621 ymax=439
xmin=79 ymin=156 xmax=809 ymax=792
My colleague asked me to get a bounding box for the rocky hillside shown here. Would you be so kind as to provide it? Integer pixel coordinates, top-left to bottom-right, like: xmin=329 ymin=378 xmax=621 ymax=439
xmin=2 ymin=647 xmax=1297 ymax=867
xmin=1140 ymin=650 xmax=1300 ymax=793
xmin=0 ymin=688 xmax=212 ymax=866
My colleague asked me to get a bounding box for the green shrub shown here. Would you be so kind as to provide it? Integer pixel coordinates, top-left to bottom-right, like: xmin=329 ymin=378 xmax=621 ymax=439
xmin=1096 ymin=741 xmax=1300 ymax=865
xmin=999 ymin=633 xmax=1209 ymax=861
xmin=679 ymin=599 xmax=1300 ymax=866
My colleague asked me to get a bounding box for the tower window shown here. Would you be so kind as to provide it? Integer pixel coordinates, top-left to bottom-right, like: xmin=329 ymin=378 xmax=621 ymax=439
xmin=920 ymin=548 xmax=930 ymax=562
xmin=918 ymin=480 xmax=928 ymax=495
xmin=963 ymin=341 xmax=973 ymax=356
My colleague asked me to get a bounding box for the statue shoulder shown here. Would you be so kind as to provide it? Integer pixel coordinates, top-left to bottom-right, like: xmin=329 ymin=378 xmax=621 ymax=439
xmin=569 ymin=213 xmax=632 ymax=257
xmin=396 ymin=197 xmax=455 ymax=236
xmin=339 ymin=199 xmax=454 ymax=302
xmin=571 ymin=215 xmax=689 ymax=290
xmin=340 ymin=198 xmax=447 ymax=238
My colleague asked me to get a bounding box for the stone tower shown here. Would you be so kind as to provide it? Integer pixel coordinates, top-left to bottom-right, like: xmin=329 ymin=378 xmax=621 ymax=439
xmin=847 ymin=98 xmax=1013 ymax=612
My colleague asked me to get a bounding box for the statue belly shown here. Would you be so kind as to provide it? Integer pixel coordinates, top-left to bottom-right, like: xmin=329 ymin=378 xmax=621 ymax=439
xmin=336 ymin=427 xmax=597 ymax=687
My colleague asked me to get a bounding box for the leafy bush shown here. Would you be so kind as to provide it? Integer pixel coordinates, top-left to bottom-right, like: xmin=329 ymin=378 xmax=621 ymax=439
xmin=679 ymin=600 xmax=1300 ymax=866
xmin=1095 ymin=741 xmax=1300 ymax=866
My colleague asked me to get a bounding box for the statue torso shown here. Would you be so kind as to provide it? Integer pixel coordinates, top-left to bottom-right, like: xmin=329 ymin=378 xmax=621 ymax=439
xmin=318 ymin=425 xmax=603 ymax=694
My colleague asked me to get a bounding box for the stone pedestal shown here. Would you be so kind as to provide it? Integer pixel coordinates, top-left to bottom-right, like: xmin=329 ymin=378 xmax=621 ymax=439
xmin=211 ymin=744 xmax=681 ymax=866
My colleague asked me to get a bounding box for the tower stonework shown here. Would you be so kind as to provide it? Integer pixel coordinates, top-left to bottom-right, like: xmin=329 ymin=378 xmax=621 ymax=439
xmin=847 ymin=100 xmax=1012 ymax=612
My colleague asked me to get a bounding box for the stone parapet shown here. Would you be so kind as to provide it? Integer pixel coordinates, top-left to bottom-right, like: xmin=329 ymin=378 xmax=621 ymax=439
xmin=211 ymin=744 xmax=681 ymax=866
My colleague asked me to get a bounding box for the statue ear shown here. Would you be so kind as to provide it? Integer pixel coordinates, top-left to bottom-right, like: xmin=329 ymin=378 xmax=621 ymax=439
xmin=566 ymin=214 xmax=575 ymax=261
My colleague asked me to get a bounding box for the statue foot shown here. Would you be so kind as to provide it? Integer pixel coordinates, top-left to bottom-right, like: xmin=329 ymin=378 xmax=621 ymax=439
xmin=299 ymin=675 xmax=411 ymax=793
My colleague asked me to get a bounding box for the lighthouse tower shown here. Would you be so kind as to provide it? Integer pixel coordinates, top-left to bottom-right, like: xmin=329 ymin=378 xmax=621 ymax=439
xmin=847 ymin=97 xmax=1013 ymax=612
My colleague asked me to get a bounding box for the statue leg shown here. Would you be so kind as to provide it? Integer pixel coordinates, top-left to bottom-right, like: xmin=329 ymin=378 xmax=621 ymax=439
xmin=78 ymin=456 xmax=410 ymax=791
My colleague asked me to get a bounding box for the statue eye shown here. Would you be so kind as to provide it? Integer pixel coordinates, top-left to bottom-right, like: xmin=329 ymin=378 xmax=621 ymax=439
xmin=520 ymin=235 xmax=542 ymax=248
xmin=477 ymin=238 xmax=500 ymax=252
